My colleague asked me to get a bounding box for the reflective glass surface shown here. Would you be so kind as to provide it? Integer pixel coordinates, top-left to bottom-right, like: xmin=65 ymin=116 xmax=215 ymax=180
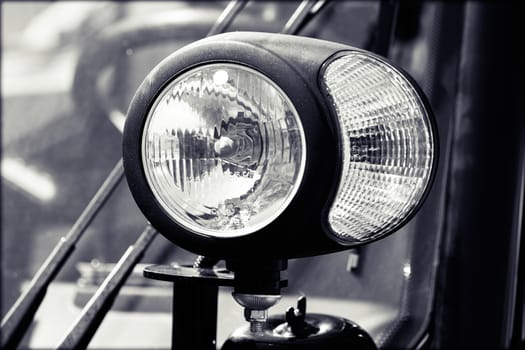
xmin=142 ymin=64 xmax=306 ymax=237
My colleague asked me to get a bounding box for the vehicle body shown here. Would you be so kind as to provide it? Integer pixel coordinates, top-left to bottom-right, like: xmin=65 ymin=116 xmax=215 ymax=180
xmin=1 ymin=1 xmax=523 ymax=349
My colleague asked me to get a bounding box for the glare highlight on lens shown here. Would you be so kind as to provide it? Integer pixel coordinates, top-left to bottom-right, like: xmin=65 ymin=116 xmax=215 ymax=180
xmin=323 ymin=52 xmax=434 ymax=243
xmin=142 ymin=63 xmax=305 ymax=237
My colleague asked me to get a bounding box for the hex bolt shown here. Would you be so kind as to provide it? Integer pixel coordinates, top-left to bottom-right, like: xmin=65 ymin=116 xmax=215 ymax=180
xmin=244 ymin=309 xmax=267 ymax=333
xmin=233 ymin=293 xmax=282 ymax=334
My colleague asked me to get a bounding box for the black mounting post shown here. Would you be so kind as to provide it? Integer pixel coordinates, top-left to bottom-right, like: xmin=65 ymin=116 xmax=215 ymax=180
xmin=143 ymin=265 xmax=235 ymax=350
xmin=226 ymin=259 xmax=288 ymax=296
xmin=143 ymin=262 xmax=289 ymax=349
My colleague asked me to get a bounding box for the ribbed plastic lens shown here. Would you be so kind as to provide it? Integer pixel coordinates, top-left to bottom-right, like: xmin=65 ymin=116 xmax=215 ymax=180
xmin=323 ymin=52 xmax=434 ymax=243
xmin=142 ymin=63 xmax=305 ymax=237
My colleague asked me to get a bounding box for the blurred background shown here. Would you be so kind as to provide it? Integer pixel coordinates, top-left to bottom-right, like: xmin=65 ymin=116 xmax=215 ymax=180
xmin=2 ymin=1 xmax=523 ymax=349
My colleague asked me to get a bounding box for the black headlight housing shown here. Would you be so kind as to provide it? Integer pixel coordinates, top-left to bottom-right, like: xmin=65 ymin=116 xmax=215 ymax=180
xmin=123 ymin=32 xmax=437 ymax=260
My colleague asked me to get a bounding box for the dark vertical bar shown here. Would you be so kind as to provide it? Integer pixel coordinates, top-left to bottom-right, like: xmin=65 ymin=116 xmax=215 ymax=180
xmin=171 ymin=280 xmax=218 ymax=350
xmin=433 ymin=2 xmax=523 ymax=348
xmin=370 ymin=0 xmax=399 ymax=57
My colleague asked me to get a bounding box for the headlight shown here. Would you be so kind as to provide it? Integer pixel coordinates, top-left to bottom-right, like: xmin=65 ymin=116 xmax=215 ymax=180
xmin=123 ymin=32 xmax=437 ymax=259
xmin=322 ymin=52 xmax=434 ymax=243
xmin=141 ymin=63 xmax=306 ymax=237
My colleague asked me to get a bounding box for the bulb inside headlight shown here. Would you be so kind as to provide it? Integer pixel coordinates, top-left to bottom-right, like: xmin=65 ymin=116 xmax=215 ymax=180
xmin=141 ymin=63 xmax=306 ymax=237
xmin=322 ymin=52 xmax=435 ymax=243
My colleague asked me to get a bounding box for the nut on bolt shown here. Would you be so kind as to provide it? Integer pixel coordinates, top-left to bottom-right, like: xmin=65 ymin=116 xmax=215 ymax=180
xmin=232 ymin=293 xmax=282 ymax=333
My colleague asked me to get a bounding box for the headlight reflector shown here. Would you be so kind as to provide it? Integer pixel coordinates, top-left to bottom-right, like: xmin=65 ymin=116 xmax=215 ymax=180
xmin=141 ymin=63 xmax=306 ymax=238
xmin=323 ymin=52 xmax=435 ymax=243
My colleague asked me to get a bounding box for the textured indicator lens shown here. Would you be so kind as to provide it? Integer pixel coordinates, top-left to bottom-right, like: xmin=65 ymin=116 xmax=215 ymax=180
xmin=142 ymin=63 xmax=305 ymax=237
xmin=323 ymin=52 xmax=434 ymax=243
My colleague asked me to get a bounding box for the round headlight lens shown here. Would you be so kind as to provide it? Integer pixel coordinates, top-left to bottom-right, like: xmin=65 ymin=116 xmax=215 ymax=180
xmin=323 ymin=52 xmax=435 ymax=243
xmin=142 ymin=63 xmax=306 ymax=238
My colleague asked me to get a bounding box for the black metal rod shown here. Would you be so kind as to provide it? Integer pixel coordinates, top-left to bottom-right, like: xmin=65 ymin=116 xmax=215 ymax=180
xmin=0 ymin=159 xmax=124 ymax=349
xmin=207 ymin=0 xmax=248 ymax=36
xmin=56 ymin=225 xmax=158 ymax=350
xmin=281 ymin=0 xmax=330 ymax=35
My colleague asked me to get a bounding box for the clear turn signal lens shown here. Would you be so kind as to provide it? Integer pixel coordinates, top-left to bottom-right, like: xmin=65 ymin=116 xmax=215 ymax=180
xmin=142 ymin=63 xmax=306 ymax=237
xmin=323 ymin=52 xmax=435 ymax=243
